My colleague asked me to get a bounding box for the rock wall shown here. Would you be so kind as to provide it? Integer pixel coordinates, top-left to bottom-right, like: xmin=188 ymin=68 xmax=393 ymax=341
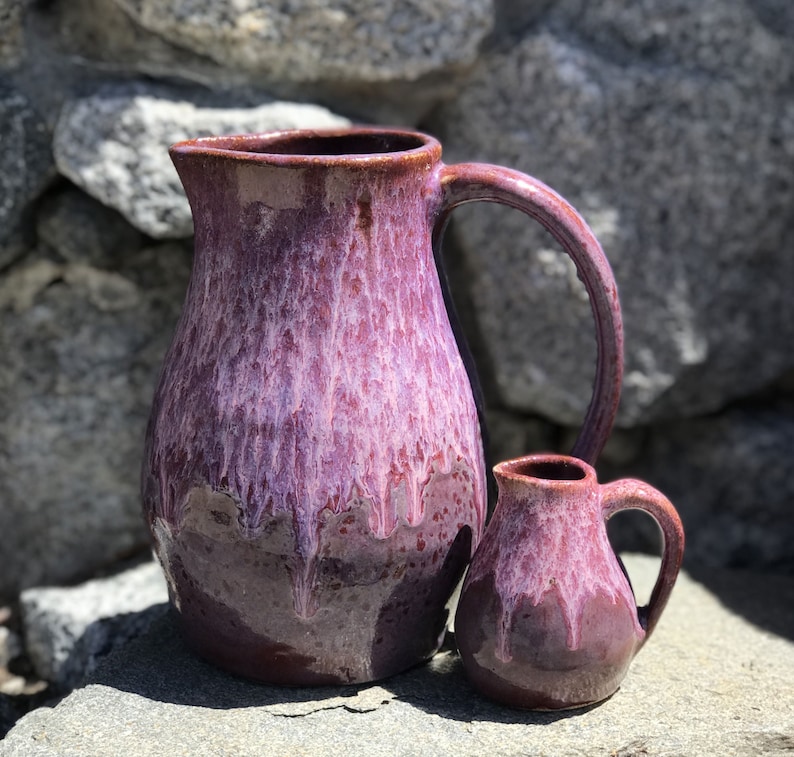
xmin=1 ymin=0 xmax=792 ymax=598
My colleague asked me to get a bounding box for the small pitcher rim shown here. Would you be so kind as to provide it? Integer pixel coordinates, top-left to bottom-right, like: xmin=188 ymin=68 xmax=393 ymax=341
xmin=168 ymin=126 xmax=442 ymax=168
xmin=493 ymin=453 xmax=596 ymax=486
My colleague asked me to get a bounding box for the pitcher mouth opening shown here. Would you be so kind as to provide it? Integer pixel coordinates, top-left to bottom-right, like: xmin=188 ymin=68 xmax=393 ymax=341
xmin=495 ymin=455 xmax=590 ymax=483
xmin=170 ymin=128 xmax=439 ymax=166
xmin=261 ymin=132 xmax=427 ymax=157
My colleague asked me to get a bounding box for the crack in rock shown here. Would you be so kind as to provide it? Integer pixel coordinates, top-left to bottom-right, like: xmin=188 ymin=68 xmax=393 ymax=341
xmin=268 ymin=700 xmax=392 ymax=718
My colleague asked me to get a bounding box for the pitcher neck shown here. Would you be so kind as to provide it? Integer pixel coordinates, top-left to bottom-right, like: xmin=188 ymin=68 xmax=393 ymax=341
xmin=169 ymin=129 xmax=445 ymax=261
xmin=493 ymin=454 xmax=597 ymax=507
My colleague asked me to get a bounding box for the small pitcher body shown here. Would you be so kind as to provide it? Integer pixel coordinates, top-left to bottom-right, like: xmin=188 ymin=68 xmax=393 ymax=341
xmin=142 ymin=129 xmax=625 ymax=685
xmin=455 ymin=454 xmax=684 ymax=709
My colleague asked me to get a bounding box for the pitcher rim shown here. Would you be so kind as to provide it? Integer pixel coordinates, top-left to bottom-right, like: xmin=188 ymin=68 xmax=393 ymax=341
xmin=169 ymin=126 xmax=442 ymax=168
xmin=493 ymin=454 xmax=596 ymax=486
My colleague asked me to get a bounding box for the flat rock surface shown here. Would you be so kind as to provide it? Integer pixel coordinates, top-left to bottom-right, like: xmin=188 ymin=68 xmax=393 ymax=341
xmin=2 ymin=554 xmax=793 ymax=756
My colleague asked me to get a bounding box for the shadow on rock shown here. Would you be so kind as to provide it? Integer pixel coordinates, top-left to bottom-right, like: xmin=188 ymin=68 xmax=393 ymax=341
xmin=89 ymin=610 xmax=371 ymax=710
xmin=687 ymin=562 xmax=794 ymax=643
xmin=91 ymin=608 xmax=606 ymax=723
xmin=377 ymin=637 xmax=609 ymax=726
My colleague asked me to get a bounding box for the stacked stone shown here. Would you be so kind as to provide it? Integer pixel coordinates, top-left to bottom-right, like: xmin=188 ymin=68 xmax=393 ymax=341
xmin=1 ymin=0 xmax=793 ymax=609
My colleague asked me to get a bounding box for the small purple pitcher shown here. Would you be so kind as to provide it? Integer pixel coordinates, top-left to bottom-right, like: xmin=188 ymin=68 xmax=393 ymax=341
xmin=455 ymin=453 xmax=684 ymax=710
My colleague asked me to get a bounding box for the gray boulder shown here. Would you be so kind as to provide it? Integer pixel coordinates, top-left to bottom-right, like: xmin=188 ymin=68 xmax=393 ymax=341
xmin=433 ymin=0 xmax=794 ymax=426
xmin=20 ymin=560 xmax=168 ymax=690
xmin=37 ymin=186 xmax=143 ymax=268
xmin=0 ymin=83 xmax=53 ymax=267
xmin=602 ymin=399 xmax=794 ymax=574
xmin=110 ymin=0 xmax=492 ymax=84
xmin=53 ymin=84 xmax=351 ymax=238
xmin=34 ymin=0 xmax=462 ymax=123
xmin=38 ymin=0 xmax=248 ymax=90
xmin=0 ymin=242 xmax=190 ymax=600
xmin=0 ymin=0 xmax=23 ymax=66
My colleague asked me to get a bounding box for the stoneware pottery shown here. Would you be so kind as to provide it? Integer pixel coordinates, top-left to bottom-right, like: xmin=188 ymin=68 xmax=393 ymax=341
xmin=142 ymin=127 xmax=624 ymax=685
xmin=455 ymin=453 xmax=685 ymax=710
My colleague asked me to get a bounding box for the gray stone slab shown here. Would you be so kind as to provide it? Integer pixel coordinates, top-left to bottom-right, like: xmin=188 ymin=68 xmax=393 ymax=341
xmin=53 ymin=83 xmax=351 ymax=238
xmin=3 ymin=554 xmax=793 ymax=756
xmin=108 ymin=0 xmax=492 ymax=84
xmin=0 ymin=0 xmax=23 ymax=66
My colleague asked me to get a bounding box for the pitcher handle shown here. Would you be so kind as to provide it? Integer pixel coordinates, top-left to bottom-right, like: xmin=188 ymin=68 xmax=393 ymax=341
xmin=601 ymin=479 xmax=685 ymax=640
xmin=432 ymin=162 xmax=623 ymax=465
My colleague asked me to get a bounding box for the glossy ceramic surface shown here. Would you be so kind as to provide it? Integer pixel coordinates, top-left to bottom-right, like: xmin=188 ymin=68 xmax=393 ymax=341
xmin=455 ymin=454 xmax=684 ymax=709
xmin=142 ymin=128 xmax=625 ymax=685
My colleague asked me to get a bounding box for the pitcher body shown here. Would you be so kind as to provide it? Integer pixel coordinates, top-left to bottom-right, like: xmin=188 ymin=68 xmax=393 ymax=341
xmin=142 ymin=130 xmax=488 ymax=684
xmin=455 ymin=454 xmax=684 ymax=709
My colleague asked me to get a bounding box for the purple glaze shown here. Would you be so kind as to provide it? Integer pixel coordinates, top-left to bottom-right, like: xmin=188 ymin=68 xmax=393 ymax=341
xmin=455 ymin=454 xmax=685 ymax=710
xmin=143 ymin=129 xmax=486 ymax=684
xmin=142 ymin=127 xmax=625 ymax=685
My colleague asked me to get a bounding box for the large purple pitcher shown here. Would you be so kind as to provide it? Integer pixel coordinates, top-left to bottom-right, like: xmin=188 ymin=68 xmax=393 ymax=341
xmin=141 ymin=127 xmax=623 ymax=685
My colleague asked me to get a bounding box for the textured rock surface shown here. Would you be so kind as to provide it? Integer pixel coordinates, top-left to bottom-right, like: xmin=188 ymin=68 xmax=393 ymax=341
xmin=433 ymin=0 xmax=794 ymax=426
xmin=0 ymin=242 xmax=191 ymax=599
xmin=603 ymin=399 xmax=794 ymax=574
xmin=20 ymin=561 xmax=167 ymax=690
xmin=3 ymin=554 xmax=793 ymax=756
xmin=41 ymin=0 xmax=232 ymax=86
xmin=110 ymin=0 xmax=492 ymax=83
xmin=53 ymin=85 xmax=351 ymax=238
xmin=35 ymin=0 xmax=464 ymax=124
xmin=0 ymin=0 xmax=23 ymax=66
xmin=37 ymin=186 xmax=143 ymax=268
xmin=0 ymin=628 xmax=20 ymax=670
xmin=0 ymin=84 xmax=53 ymax=267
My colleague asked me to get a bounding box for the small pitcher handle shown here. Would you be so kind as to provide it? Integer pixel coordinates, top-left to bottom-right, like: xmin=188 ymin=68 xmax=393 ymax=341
xmin=432 ymin=162 xmax=624 ymax=465
xmin=601 ymin=479 xmax=686 ymax=640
